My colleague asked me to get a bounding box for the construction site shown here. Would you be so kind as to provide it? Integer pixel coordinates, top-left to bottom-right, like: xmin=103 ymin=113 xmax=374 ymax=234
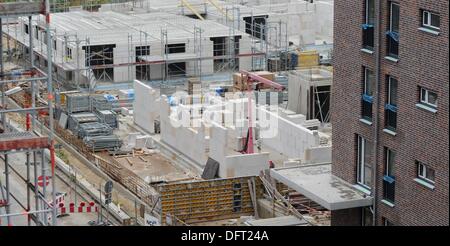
xmin=0 ymin=0 xmax=373 ymax=227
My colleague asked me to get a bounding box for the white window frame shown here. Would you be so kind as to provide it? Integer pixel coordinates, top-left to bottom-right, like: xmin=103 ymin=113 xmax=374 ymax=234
xmin=417 ymin=162 xmax=435 ymax=184
xmin=420 ymin=87 xmax=437 ymax=108
xmin=388 ymin=76 xmax=397 ymax=106
xmin=389 ymin=2 xmax=400 ymax=32
xmin=422 ymin=11 xmax=440 ymax=30
xmin=365 ymin=0 xmax=375 ymax=25
xmin=364 ymin=68 xmax=373 ymax=95
xmin=385 ymin=148 xmax=395 ymax=177
xmin=357 ymin=136 xmax=372 ymax=189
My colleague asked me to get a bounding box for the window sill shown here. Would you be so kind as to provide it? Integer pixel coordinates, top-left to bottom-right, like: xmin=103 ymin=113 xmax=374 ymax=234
xmin=384 ymin=56 xmax=399 ymax=63
xmin=353 ymin=184 xmax=372 ymax=196
xmin=361 ymin=48 xmax=374 ymax=54
xmin=415 ymin=103 xmax=437 ymax=113
xmin=381 ymin=199 xmax=395 ymax=208
xmin=359 ymin=118 xmax=373 ymax=126
xmin=418 ymin=27 xmax=440 ymax=36
xmin=383 ymin=128 xmax=397 ymax=136
xmin=414 ymin=178 xmax=435 ymax=190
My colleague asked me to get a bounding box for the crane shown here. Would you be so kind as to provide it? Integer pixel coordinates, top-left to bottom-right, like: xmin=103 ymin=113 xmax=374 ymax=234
xmin=239 ymin=70 xmax=284 ymax=154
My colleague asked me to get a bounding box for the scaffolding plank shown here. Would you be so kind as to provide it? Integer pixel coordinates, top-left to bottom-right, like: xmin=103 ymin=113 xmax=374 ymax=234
xmin=0 ymin=133 xmax=48 ymax=151
xmin=0 ymin=2 xmax=44 ymax=17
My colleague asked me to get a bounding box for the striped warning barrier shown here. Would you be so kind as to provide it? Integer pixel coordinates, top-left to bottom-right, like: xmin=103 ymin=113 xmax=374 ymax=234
xmin=48 ymin=193 xmax=66 ymax=207
xmin=59 ymin=202 xmax=98 ymax=214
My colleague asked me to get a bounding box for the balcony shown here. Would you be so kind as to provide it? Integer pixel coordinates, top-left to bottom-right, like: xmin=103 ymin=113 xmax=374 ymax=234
xmin=362 ymin=24 xmax=374 ymax=51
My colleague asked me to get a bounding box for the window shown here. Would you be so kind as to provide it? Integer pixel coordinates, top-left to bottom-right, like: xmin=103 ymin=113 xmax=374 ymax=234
xmin=362 ymin=0 xmax=375 ymax=50
xmin=362 ymin=68 xmax=374 ymax=121
xmin=386 ymin=2 xmax=399 ymax=58
xmin=357 ymin=135 xmax=372 ymax=189
xmin=42 ymin=30 xmax=48 ymax=45
xmin=383 ymin=148 xmax=396 ymax=203
xmin=53 ymin=39 xmax=57 ymax=50
xmin=422 ymin=10 xmax=440 ymax=30
xmin=166 ymin=43 xmax=186 ymax=54
xmin=420 ymin=87 xmax=437 ymax=108
xmin=385 ymin=76 xmax=398 ymax=131
xmin=66 ymin=71 xmax=73 ymax=81
xmin=24 ymin=24 xmax=29 ymax=34
xmin=382 ymin=217 xmax=394 ymax=226
xmin=417 ymin=161 xmax=435 ymax=184
xmin=65 ymin=47 xmax=73 ymax=60
xmin=34 ymin=26 xmax=39 ymax=39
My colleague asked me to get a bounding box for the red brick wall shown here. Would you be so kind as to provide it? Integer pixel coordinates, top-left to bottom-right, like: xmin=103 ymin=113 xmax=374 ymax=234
xmin=332 ymin=0 xmax=449 ymax=226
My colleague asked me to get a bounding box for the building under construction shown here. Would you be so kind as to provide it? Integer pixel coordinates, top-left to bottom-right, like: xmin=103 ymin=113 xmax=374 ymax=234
xmin=0 ymin=0 xmax=388 ymax=227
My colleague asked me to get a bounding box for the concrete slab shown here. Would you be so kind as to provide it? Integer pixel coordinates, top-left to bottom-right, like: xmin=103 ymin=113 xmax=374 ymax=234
xmin=270 ymin=164 xmax=373 ymax=210
xmin=245 ymin=215 xmax=309 ymax=226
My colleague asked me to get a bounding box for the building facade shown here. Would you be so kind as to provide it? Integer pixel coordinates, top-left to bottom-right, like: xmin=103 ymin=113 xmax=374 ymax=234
xmin=332 ymin=0 xmax=449 ymax=225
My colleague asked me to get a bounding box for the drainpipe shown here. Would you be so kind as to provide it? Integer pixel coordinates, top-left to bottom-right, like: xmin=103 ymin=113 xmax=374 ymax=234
xmin=372 ymin=0 xmax=382 ymax=226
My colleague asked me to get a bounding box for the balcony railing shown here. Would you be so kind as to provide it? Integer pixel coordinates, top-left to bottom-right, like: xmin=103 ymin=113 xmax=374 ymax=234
xmin=362 ymin=24 xmax=374 ymax=50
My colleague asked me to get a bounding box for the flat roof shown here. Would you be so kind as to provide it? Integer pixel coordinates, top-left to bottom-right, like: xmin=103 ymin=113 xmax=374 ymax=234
xmin=270 ymin=163 xmax=373 ymax=210
xmin=22 ymin=11 xmax=247 ymax=46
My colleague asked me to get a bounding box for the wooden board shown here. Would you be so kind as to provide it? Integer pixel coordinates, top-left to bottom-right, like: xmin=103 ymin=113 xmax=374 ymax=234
xmin=0 ymin=2 xmax=44 ymax=17
xmin=159 ymin=176 xmax=263 ymax=225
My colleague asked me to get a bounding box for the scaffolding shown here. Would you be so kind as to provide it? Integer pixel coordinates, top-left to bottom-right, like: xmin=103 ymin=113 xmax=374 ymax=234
xmin=0 ymin=0 xmax=57 ymax=226
xmin=1 ymin=0 xmax=290 ymax=96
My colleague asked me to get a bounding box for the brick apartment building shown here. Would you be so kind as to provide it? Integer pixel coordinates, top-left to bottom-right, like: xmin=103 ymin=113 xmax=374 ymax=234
xmin=332 ymin=0 xmax=449 ymax=225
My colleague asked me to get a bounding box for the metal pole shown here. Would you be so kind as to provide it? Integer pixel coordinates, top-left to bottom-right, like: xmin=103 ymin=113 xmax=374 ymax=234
xmin=76 ymin=37 xmax=80 ymax=90
xmin=371 ymin=0 xmax=382 ymax=226
xmin=1 ymin=18 xmax=6 ymax=131
xmin=3 ymin=154 xmax=11 ymax=226
xmin=26 ymin=150 xmax=31 ymax=226
xmin=45 ymin=0 xmax=57 ymax=226
xmin=99 ymin=183 xmax=103 ymax=223
xmin=33 ymin=151 xmax=39 ymax=225
xmin=41 ymin=152 xmax=47 ymax=225
xmin=29 ymin=16 xmax=36 ymax=131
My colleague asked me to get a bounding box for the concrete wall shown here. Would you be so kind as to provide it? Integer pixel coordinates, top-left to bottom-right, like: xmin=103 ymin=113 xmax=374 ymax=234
xmin=160 ymin=97 xmax=209 ymax=166
xmin=208 ymin=119 xmax=268 ymax=178
xmin=219 ymin=153 xmax=270 ymax=178
xmin=287 ymin=68 xmax=332 ymax=115
xmin=258 ymin=106 xmax=321 ymax=160
xmin=133 ymin=80 xmax=160 ymax=134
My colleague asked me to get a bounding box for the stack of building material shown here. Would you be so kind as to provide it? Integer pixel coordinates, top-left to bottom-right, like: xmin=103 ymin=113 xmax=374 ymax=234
xmin=77 ymin=122 xmax=113 ymax=139
xmin=112 ymin=99 xmax=133 ymax=112
xmin=297 ymin=51 xmax=319 ymax=68
xmin=233 ymin=71 xmax=275 ymax=91
xmin=68 ymin=112 xmax=99 ymax=132
xmin=188 ymin=78 xmax=201 ymax=95
xmin=118 ymin=89 xmax=134 ymax=100
xmin=91 ymin=95 xmax=113 ymax=111
xmin=95 ymin=110 xmax=118 ymax=128
xmin=66 ymin=93 xmax=90 ymax=113
xmin=84 ymin=135 xmax=122 ymax=152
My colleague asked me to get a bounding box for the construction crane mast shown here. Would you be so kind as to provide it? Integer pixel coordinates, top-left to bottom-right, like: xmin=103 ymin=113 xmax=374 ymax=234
xmin=239 ymin=70 xmax=284 ymax=154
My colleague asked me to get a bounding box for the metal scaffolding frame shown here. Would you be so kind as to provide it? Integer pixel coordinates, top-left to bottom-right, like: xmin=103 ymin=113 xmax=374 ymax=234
xmin=1 ymin=3 xmax=287 ymax=90
xmin=0 ymin=0 xmax=57 ymax=226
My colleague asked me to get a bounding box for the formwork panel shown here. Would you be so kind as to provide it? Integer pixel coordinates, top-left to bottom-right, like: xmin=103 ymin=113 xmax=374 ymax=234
xmin=158 ymin=176 xmax=263 ymax=225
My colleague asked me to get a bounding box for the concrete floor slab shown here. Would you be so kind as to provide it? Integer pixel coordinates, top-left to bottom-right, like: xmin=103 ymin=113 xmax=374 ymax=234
xmin=270 ymin=163 xmax=373 ymax=210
